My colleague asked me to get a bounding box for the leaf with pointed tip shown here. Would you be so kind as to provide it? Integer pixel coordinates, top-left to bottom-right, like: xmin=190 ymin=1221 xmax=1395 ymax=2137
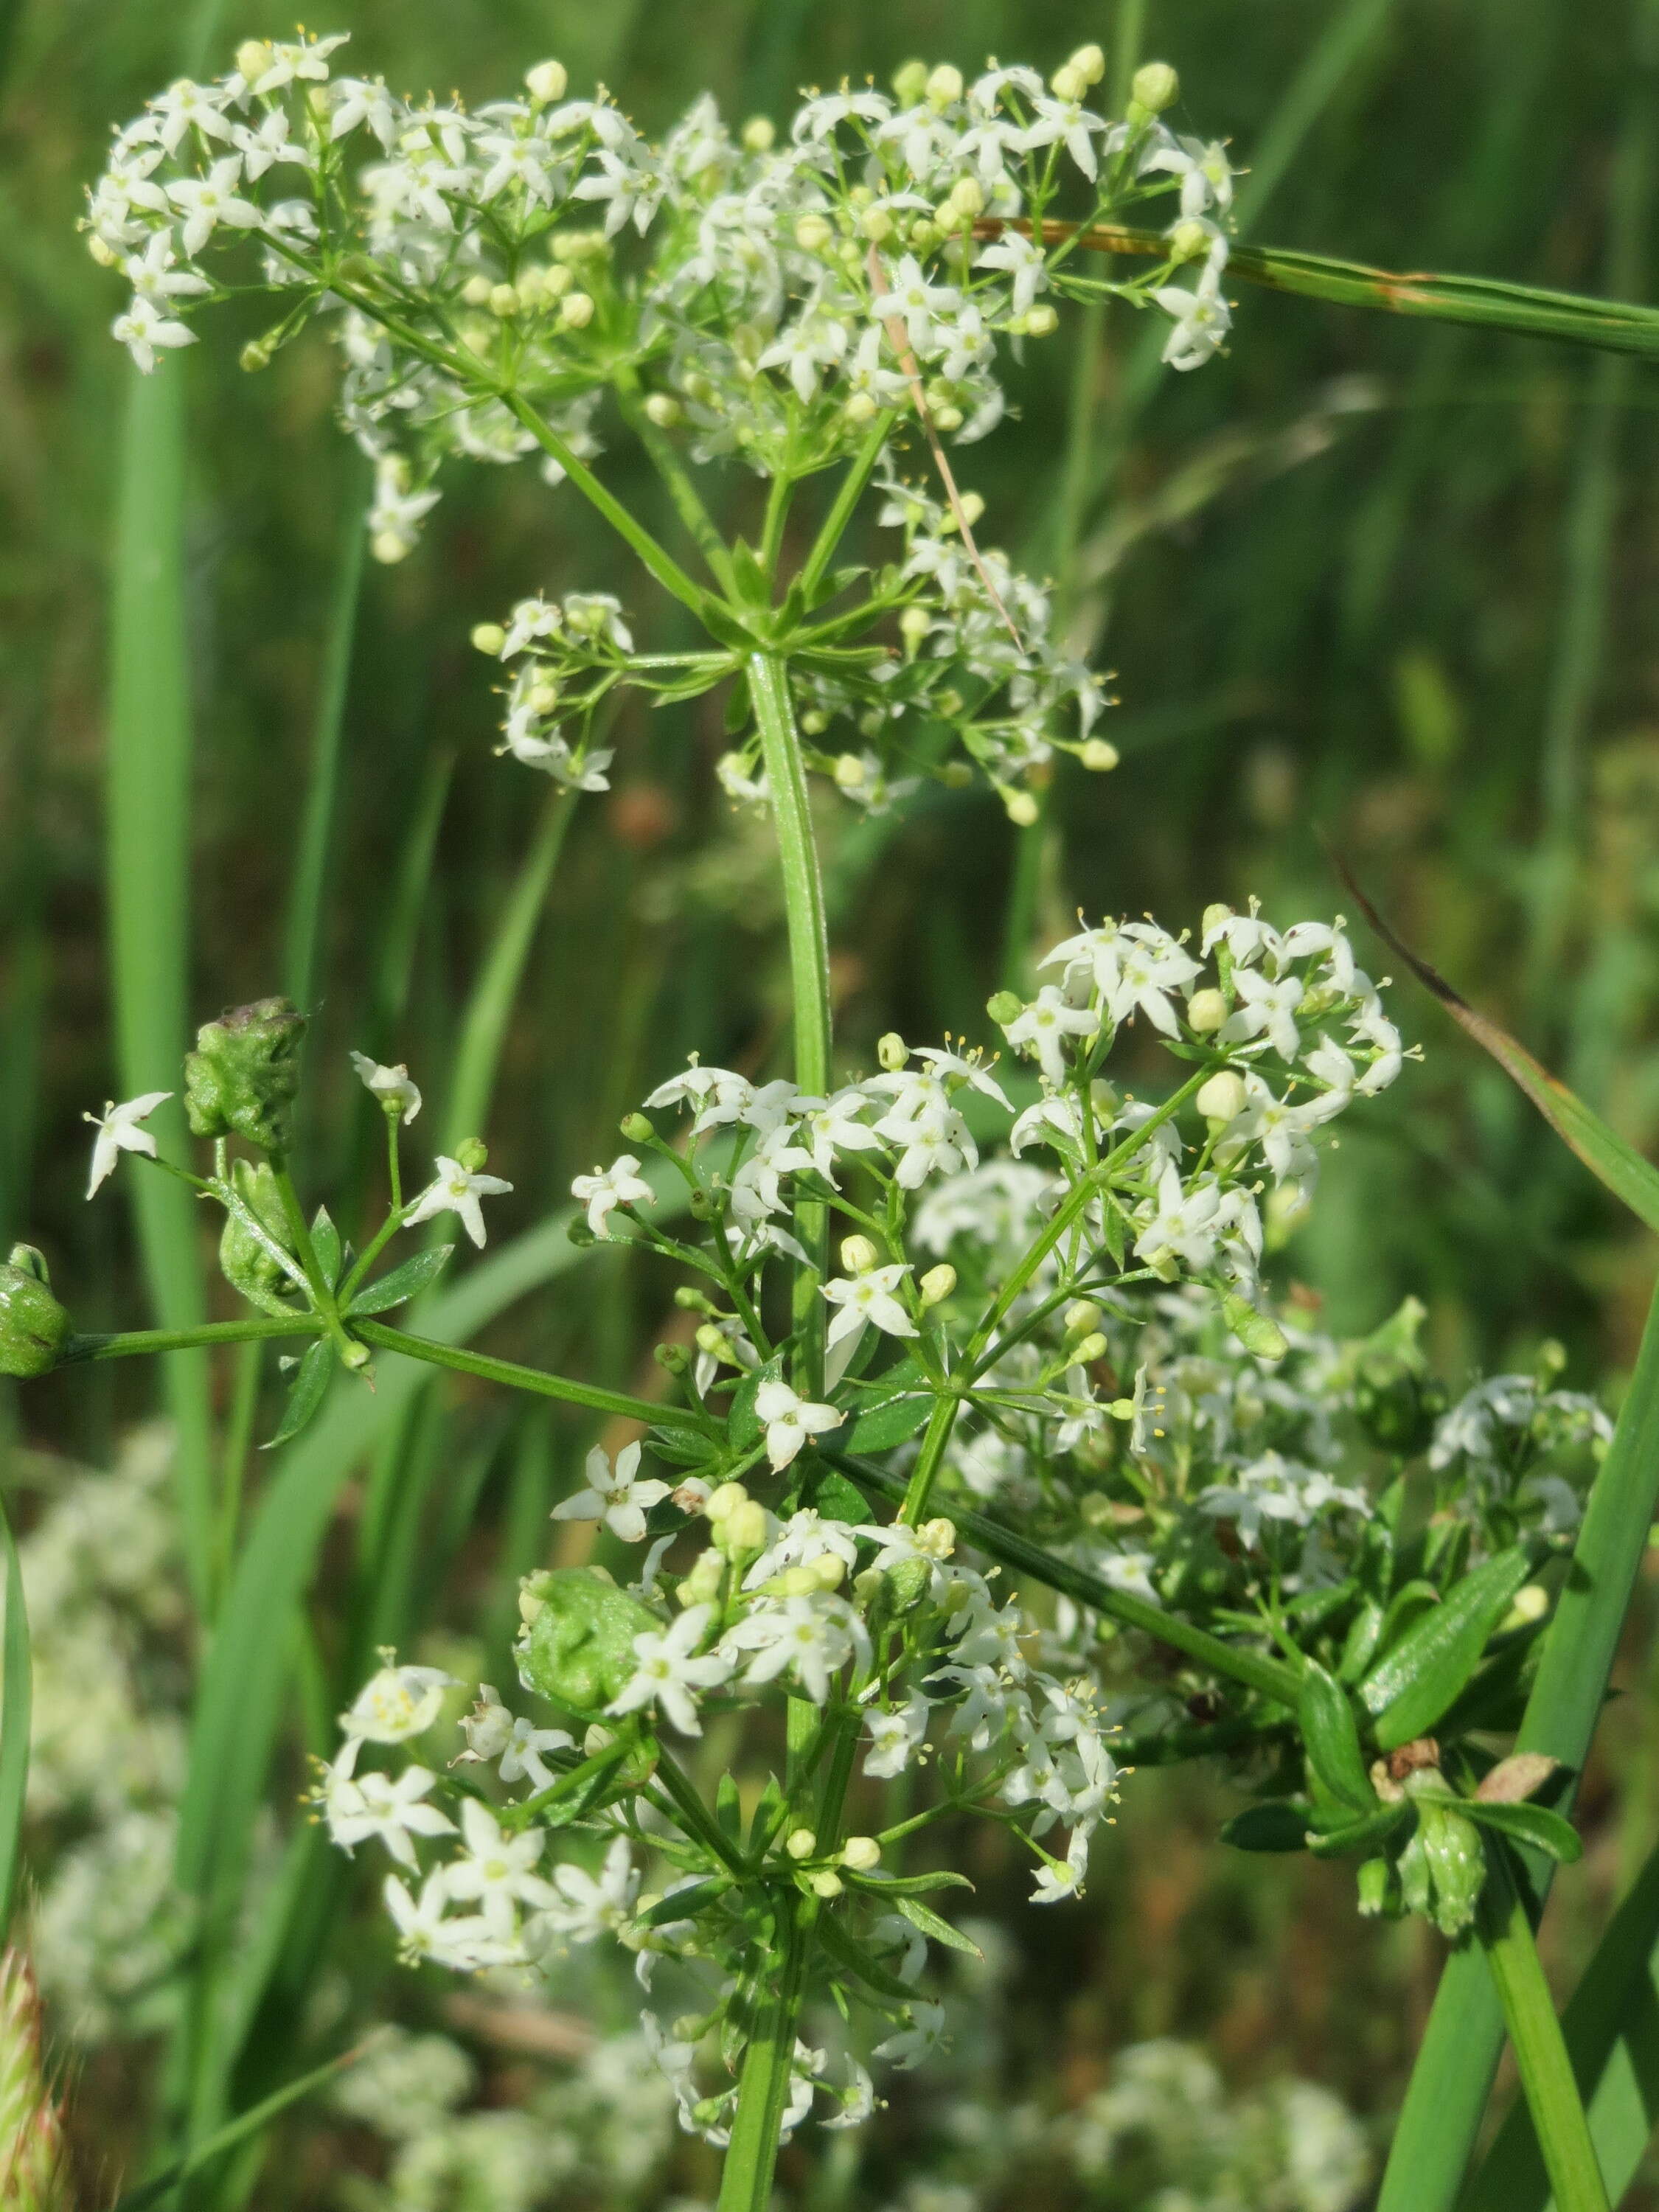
xmin=844 ymin=1357 xmax=933 ymax=1452
xmin=1298 ymin=1659 xmax=1375 ymax=1812
xmin=263 ymin=1338 xmax=333 ymax=1450
xmin=1361 ymin=1546 xmax=1534 ymax=1749
xmin=310 ymin=1205 xmax=343 ymax=1289
xmin=637 ymin=1877 xmax=731 ymax=1931
xmin=1307 ymin=1804 xmax=1411 ymax=1860
xmin=895 ymin=1896 xmax=983 ymax=1958
xmin=1458 ymin=1797 xmax=1582 ymax=1863
xmin=347 ymin=1245 xmax=456 ymax=1317
xmin=1222 ymin=1801 xmax=1312 ymax=1853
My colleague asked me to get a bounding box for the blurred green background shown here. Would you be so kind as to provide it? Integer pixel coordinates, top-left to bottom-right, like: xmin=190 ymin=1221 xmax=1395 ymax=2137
xmin=2 ymin=0 xmax=1658 ymax=2199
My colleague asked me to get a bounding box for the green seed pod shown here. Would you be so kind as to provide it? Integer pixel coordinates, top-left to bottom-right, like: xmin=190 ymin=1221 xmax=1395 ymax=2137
xmin=520 ymin=1567 xmax=661 ymax=1715
xmin=184 ymin=997 xmax=307 ymax=1152
xmin=0 ymin=1261 xmax=71 ymax=1378
xmin=219 ymin=1158 xmax=297 ymax=1310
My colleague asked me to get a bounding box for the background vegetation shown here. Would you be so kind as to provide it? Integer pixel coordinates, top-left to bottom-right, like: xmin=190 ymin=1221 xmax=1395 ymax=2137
xmin=1 ymin=0 xmax=1657 ymax=2201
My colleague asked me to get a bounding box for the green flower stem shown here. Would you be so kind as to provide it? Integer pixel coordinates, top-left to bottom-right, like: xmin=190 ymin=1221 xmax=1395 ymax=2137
xmin=834 ymin=1447 xmax=1303 ymax=1708
xmin=759 ymin=470 xmax=795 ymax=579
xmin=797 ymin=417 xmax=894 ymax=603
xmin=748 ymin=653 xmax=832 ymax=1394
xmin=271 ymin=1157 xmax=361 ymax=1367
xmin=58 ymin=1317 xmax=326 ymax=1363
xmin=613 ymin=366 xmax=740 ymax=597
xmin=652 ymin=1744 xmax=749 ymax=1879
xmin=349 ymin=1319 xmax=706 ymax=1433
xmin=1478 ymin=1852 xmax=1611 ymax=2212
xmin=716 ymin=1888 xmax=817 ymax=2212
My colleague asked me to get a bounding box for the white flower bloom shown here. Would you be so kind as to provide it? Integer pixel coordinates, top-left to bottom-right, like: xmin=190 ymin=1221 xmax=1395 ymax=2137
xmin=111 ymin=293 xmax=198 ymax=374
xmin=552 ymin=1439 xmax=670 ymax=1544
xmin=872 ymin=1099 xmax=978 ymax=1189
xmin=862 ymin=1692 xmax=930 ymax=1778
xmin=341 ymin=1656 xmax=456 ymax=1744
xmin=873 ymin=2000 xmax=947 ymax=2070
xmin=349 ymin=1050 xmax=422 ymax=1123
xmin=742 ymin=1507 xmax=860 ymax=1589
xmin=975 ymin=229 xmax=1048 ymax=315
xmin=167 ymin=154 xmax=262 ymax=254
xmin=822 ymin=1263 xmax=917 ymax=1348
xmin=443 ymin=1797 xmax=558 ymax=1938
xmin=1152 ymin=260 xmax=1232 ymax=372
xmin=1141 ymin=133 xmax=1235 ymax=219
xmin=608 ymin=1602 xmax=733 ymax=1736
xmin=754 ymin=1378 xmax=843 ymax=1470
xmin=405 ymin=1155 xmax=514 ymax=1246
xmin=1032 ymin=1828 xmax=1091 ymax=1905
xmin=910 ymin=1043 xmax=1011 ymax=1107
xmin=1134 ymin=1164 xmax=1225 ymax=1276
xmin=535 ymin=1834 xmax=640 ymax=1944
xmin=720 ymin=1590 xmax=870 ymax=1704
xmin=456 ymin=1685 xmax=574 ymax=1791
xmin=870 ymin=254 xmax=961 ymax=355
xmin=84 ymin=1091 xmax=171 ymax=1197
xmin=792 ymin=1089 xmax=883 ymax=1182
xmin=321 ymin=1742 xmax=455 ymax=1868
xmin=383 ymin=1871 xmax=521 ymax=1971
xmin=823 ymin=2059 xmax=876 ymax=2130
xmin=1001 ymin=987 xmax=1098 ymax=1085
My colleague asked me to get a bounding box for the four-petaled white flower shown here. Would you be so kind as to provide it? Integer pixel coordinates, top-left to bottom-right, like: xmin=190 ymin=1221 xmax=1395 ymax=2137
xmin=84 ymin=1091 xmax=172 ymax=1197
xmin=535 ymin=1834 xmax=640 ymax=1944
xmin=340 ymin=1655 xmax=456 ymax=1744
xmin=167 ymin=154 xmax=262 ymax=254
xmin=383 ymin=1871 xmax=521 ymax=1971
xmin=405 ymin=1155 xmax=514 ymax=1246
xmin=349 ymin=1051 xmax=422 ymax=1123
xmin=1152 ymin=260 xmax=1232 ymax=372
xmin=570 ymin=1152 xmax=653 ymax=1237
xmin=720 ymin=1591 xmax=870 ymax=1704
xmin=1002 ymin=987 xmax=1098 ymax=1086
xmin=443 ymin=1796 xmax=558 ymax=1938
xmin=754 ymin=1378 xmax=843 ymax=1470
xmin=317 ymin=1736 xmax=455 ymax=1866
xmin=456 ymin=1684 xmax=574 ymax=1792
xmin=862 ymin=1691 xmax=929 ymax=1779
xmin=552 ymin=1439 xmax=670 ymax=1543
xmin=608 ymin=1602 xmax=734 ymax=1736
xmin=873 ymin=2000 xmax=947 ymax=2070
xmin=822 ymin=1263 xmax=917 ymax=1348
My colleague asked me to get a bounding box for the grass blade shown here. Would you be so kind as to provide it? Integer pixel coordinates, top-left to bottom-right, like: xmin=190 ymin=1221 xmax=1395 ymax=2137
xmin=0 ymin=1489 xmax=29 ymax=1941
xmin=109 ymin=366 xmax=214 ymax=1618
xmin=112 ymin=2041 xmax=368 ymax=2211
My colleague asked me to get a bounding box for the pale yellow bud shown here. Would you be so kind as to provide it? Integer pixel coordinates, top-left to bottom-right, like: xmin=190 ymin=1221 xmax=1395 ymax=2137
xmin=543 ymin=263 xmax=574 ymax=296
xmin=809 ymin=1868 xmax=844 ymax=1898
xmin=932 ymin=404 xmax=964 ymax=431
xmin=559 ymin=291 xmax=595 ymax=329
xmin=236 ymin=38 xmax=274 ymax=85
xmin=371 ymin=532 xmax=411 ymax=565
xmin=845 ymin=391 xmax=879 ymax=423
xmin=470 ymin=622 xmax=507 ymax=657
xmin=899 ymin=605 xmax=932 ymax=650
xmin=1050 ymin=62 xmax=1088 ymax=102
xmin=949 ymin=175 xmax=984 ymax=218
xmin=1081 ymin=737 xmax=1120 ymax=771
xmin=741 ymin=116 xmax=776 ymax=151
xmin=87 ymin=233 xmax=119 ymax=268
xmin=841 ymin=1834 xmax=881 ymax=1871
xmin=1187 ymin=987 xmax=1228 ymax=1033
xmin=705 ymin=1481 xmax=748 ymax=1523
xmin=1071 ymin=1332 xmax=1109 ymax=1366
xmin=861 ymin=205 xmax=896 ymax=242
xmin=461 ymin=274 xmax=493 ymax=307
xmin=892 ymin=60 xmax=930 ymax=105
xmin=1005 ymin=790 xmax=1040 ymax=828
xmin=877 ymin=1032 xmax=908 ymax=1073
xmin=778 ymin=1566 xmax=820 ymax=1597
xmin=1500 ymin=1585 xmax=1551 ymax=1633
xmin=925 ymin=63 xmax=964 ymax=105
xmin=917 ymin=1517 xmax=957 ymax=1559
xmin=956 ymin=490 xmax=986 ymax=526
xmin=528 ymin=681 xmax=560 ymax=715
xmin=582 ymin=1722 xmax=616 ymax=1755
xmin=810 ymin=1552 xmax=846 ymax=1590
xmin=834 ymin=752 xmax=869 ymax=790
xmin=1069 ymin=43 xmax=1107 ymax=85
xmin=489 ymin=283 xmax=521 ymax=317
xmin=644 ymin=392 xmax=682 ymax=427
xmin=726 ymin=1500 xmax=768 ymax=1554
xmin=841 ymin=1235 xmax=880 ymax=1275
xmin=526 ymin=59 xmax=569 ymax=104
xmin=785 ymin=1827 xmax=818 ymax=1860
xmin=794 ymin=213 xmax=834 ymax=251
xmin=1065 ymin=1299 xmax=1102 ymax=1335
xmin=1169 ymin=218 xmax=1212 ymax=263
xmin=919 ymin=1264 xmax=956 ymax=1308
xmin=1197 ymin=1070 xmax=1248 ymax=1124
xmin=1133 ymin=61 xmax=1180 ymax=112
xmin=1023 ymin=303 xmax=1060 ymax=336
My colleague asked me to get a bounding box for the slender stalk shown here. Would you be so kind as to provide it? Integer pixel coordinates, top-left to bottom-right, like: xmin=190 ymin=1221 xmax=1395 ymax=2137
xmin=1477 ymin=1853 xmax=1610 ymax=2212
xmin=798 ymin=418 xmax=893 ymax=602
xmin=60 ymin=1317 xmax=325 ymax=1363
xmin=716 ymin=1891 xmax=816 ymax=2212
xmin=748 ymin=654 xmax=832 ymax=1392
xmin=613 ymin=367 xmax=740 ymax=597
xmin=351 ymin=1318 xmax=703 ymax=1431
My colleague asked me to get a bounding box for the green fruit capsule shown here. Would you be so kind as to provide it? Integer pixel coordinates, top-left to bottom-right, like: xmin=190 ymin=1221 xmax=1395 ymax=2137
xmin=520 ymin=1567 xmax=661 ymax=1714
xmin=0 ymin=1262 xmax=71 ymax=1378
xmin=184 ymin=996 xmax=307 ymax=1152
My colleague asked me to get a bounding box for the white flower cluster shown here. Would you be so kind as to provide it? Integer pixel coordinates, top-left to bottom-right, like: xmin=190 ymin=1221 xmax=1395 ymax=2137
xmin=86 ymin=37 xmax=1236 ymax=544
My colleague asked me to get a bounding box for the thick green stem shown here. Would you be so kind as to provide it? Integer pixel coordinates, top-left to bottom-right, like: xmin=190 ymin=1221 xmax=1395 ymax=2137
xmin=748 ymin=654 xmax=832 ymax=1392
xmin=1478 ymin=1854 xmax=1610 ymax=2212
xmin=60 ymin=1317 xmax=325 ymax=1363
xmin=716 ymin=1891 xmax=816 ymax=2212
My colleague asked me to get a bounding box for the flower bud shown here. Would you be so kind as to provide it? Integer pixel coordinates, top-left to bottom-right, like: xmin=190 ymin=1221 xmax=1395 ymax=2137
xmin=1169 ymin=218 xmax=1212 ymax=263
xmin=949 ymin=176 xmax=984 ymax=218
xmin=919 ymin=1264 xmax=956 ymax=1308
xmin=1132 ymin=61 xmax=1180 ymax=111
xmin=559 ymin=292 xmax=595 ymax=330
xmin=654 ymin=1341 xmax=690 ymax=1376
xmin=810 ymin=1552 xmax=846 ymax=1590
xmin=892 ymin=59 xmax=929 ymax=102
xmin=841 ymin=1834 xmax=881 ymax=1871
xmin=0 ymin=1259 xmax=70 ymax=1378
xmin=1196 ymin=1071 xmax=1248 ymax=1124
xmin=705 ymin=1481 xmax=748 ymax=1523
xmin=643 ymin=393 xmax=682 ymax=427
xmin=239 ymin=332 xmax=279 ymax=373
xmin=184 ymin=997 xmax=306 ymax=1152
xmin=860 ymin=206 xmax=895 ymax=243
xmin=899 ymin=605 xmax=932 ymax=654
xmin=566 ymin=1217 xmax=597 ymax=1248
xmin=1050 ymin=63 xmax=1088 ymax=102
xmin=841 ymin=1235 xmax=880 ymax=1275
xmin=470 ymin=622 xmax=506 ymax=656
xmin=235 ymin=38 xmax=274 ymax=85
xmin=1069 ymin=42 xmax=1107 ymax=84
xmin=1500 ymin=1585 xmax=1550 ymax=1634
xmin=1071 ymin=1331 xmax=1109 ymax=1366
xmin=489 ymin=283 xmax=520 ymax=318
xmin=724 ymin=1500 xmax=768 ymax=1554
xmin=455 ymin=1137 xmax=489 ymax=1172
xmin=1080 ymin=737 xmax=1119 ymax=771
xmin=932 ymin=403 xmax=964 ymax=432
xmin=619 ymin=1110 xmax=654 ymax=1144
xmin=917 ymin=1517 xmax=956 ymax=1559
xmin=525 ymin=58 xmax=568 ymax=103
xmin=679 ymin=1550 xmax=724 ymax=1605
xmin=695 ymin=1322 xmax=740 ymax=1364
xmin=777 ymin=1566 xmax=819 ymax=1598
xmin=794 ymin=213 xmax=834 ymax=251
xmin=1004 ymin=790 xmax=1040 ymax=828
xmin=741 ymin=116 xmax=775 ymax=151
xmin=1023 ymin=304 xmax=1059 ymax=337
xmin=87 ymin=233 xmax=119 ymax=267
xmin=528 ymin=681 xmax=560 ymax=715
xmin=1065 ymin=1299 xmax=1102 ymax=1337
xmin=808 ymin=1868 xmax=844 ymax=1898
xmin=1186 ymin=987 xmax=1228 ymax=1033
xmin=925 ymin=63 xmax=963 ymax=105
xmin=987 ymin=990 xmax=1023 ymax=1028
xmin=877 ymin=1032 xmax=908 ymax=1072
xmin=833 ymin=753 xmax=869 ymax=790
xmin=785 ymin=1827 xmax=817 ymax=1860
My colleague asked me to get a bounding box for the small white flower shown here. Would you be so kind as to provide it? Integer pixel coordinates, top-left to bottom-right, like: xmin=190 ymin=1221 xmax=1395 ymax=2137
xmin=873 ymin=2000 xmax=947 ymax=2070
xmin=111 ymin=291 xmax=199 ymax=375
xmin=320 ymin=1740 xmax=454 ymax=1868
xmin=570 ymin=1152 xmax=654 ymax=1237
xmin=443 ymin=1796 xmax=557 ymax=1938
xmin=862 ymin=1692 xmax=929 ymax=1779
xmin=1152 ymin=261 xmax=1232 ymax=372
xmin=383 ymin=1870 xmax=521 ymax=1971
xmin=349 ymin=1051 xmax=422 ymax=1123
xmin=84 ymin=1091 xmax=172 ymax=1197
xmin=608 ymin=1602 xmax=734 ymax=1736
xmin=456 ymin=1685 xmax=573 ymax=1792
xmin=405 ymin=1156 xmax=513 ymax=1247
xmin=552 ymin=1439 xmax=670 ymax=1544
xmin=167 ymin=154 xmax=262 ymax=256
xmin=754 ymin=1378 xmax=843 ymax=1471
xmin=1031 ymin=1829 xmax=1091 ymax=1905
xmin=1001 ymin=987 xmax=1098 ymax=1085
xmin=535 ymin=1834 xmax=640 ymax=1944
xmin=720 ymin=1591 xmax=869 ymax=1704
xmin=822 ymin=1264 xmax=917 ymax=1349
xmin=341 ymin=1655 xmax=456 ymax=1744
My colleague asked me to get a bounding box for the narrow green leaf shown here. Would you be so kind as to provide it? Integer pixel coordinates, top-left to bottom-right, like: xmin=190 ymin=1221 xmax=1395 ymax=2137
xmin=1221 ymin=1801 xmax=1312 ymax=1853
xmin=346 ymin=1245 xmax=453 ymax=1317
xmin=894 ymin=1896 xmax=983 ymax=1958
xmin=108 ymin=2042 xmax=366 ymax=2211
xmin=310 ymin=1205 xmax=343 ymax=1290
xmin=0 ymin=1491 xmax=29 ymax=1940
xmin=846 ymin=1868 xmax=972 ymax=1898
xmin=1298 ymin=1658 xmax=1376 ymax=1812
xmin=262 ymin=1338 xmax=333 ymax=1450
xmin=638 ymin=1877 xmax=731 ymax=1931
xmin=1307 ymin=1804 xmax=1411 ymax=1860
xmin=816 ymin=1911 xmax=922 ymax=2002
xmin=844 ymin=1357 xmax=933 ymax=1451
xmin=1361 ymin=1546 xmax=1533 ymax=1748
xmin=1460 ymin=1798 xmax=1582 ymax=1865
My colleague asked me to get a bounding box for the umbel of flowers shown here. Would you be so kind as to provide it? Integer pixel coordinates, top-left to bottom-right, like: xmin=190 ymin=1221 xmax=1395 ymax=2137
xmin=86 ymin=30 xmax=1233 ymax=816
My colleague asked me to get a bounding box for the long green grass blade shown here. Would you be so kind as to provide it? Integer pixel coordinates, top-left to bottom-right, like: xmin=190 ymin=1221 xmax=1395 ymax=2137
xmin=0 ymin=1489 xmax=29 ymax=1942
xmin=109 ymin=367 xmax=214 ymax=1618
xmin=113 ymin=2042 xmax=366 ymax=2211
